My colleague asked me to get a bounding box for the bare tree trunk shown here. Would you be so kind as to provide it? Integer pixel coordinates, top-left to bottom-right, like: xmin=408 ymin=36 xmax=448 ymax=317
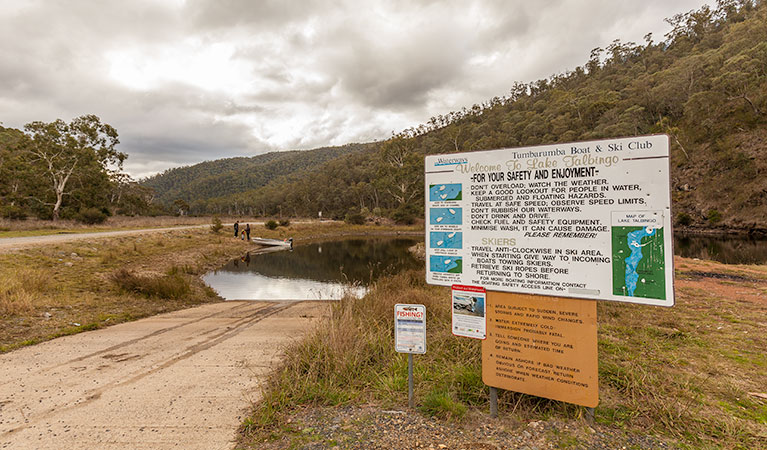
xmin=52 ymin=193 xmax=63 ymax=220
xmin=740 ymin=94 xmax=761 ymax=115
xmin=51 ymin=170 xmax=73 ymax=221
xmin=672 ymin=134 xmax=689 ymax=160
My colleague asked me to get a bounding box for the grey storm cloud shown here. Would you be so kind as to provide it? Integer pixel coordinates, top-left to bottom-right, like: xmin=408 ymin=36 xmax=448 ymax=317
xmin=187 ymin=0 xmax=323 ymax=29
xmin=0 ymin=0 xmax=706 ymax=178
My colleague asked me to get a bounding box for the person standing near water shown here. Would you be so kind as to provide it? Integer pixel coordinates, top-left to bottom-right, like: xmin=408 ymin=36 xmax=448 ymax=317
xmin=234 ymin=220 xmax=239 ymax=238
xmin=245 ymin=223 xmax=251 ymax=241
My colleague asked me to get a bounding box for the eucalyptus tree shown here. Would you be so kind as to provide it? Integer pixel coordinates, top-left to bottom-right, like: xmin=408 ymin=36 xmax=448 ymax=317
xmin=23 ymin=115 xmax=125 ymax=220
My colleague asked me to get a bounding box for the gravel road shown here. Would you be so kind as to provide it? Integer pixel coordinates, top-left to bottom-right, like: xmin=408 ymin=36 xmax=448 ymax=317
xmin=0 ymin=224 xmax=250 ymax=253
xmin=0 ymin=300 xmax=328 ymax=449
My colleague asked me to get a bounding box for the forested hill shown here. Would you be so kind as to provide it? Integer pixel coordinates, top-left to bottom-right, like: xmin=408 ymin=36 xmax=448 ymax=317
xmin=141 ymin=143 xmax=371 ymax=210
xmin=150 ymin=1 xmax=767 ymax=231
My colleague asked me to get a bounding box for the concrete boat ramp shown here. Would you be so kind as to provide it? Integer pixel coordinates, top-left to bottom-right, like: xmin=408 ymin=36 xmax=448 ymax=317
xmin=0 ymin=301 xmax=327 ymax=449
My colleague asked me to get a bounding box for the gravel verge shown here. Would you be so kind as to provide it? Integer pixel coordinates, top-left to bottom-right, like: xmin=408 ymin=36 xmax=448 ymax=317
xmin=241 ymin=405 xmax=679 ymax=449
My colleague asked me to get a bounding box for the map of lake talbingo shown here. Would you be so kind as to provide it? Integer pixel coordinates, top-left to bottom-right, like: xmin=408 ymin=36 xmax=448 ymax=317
xmin=429 ymin=183 xmax=462 ymax=201
xmin=611 ymin=222 xmax=666 ymax=300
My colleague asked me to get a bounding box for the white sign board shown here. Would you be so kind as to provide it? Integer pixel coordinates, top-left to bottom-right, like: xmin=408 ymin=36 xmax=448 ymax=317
xmin=395 ymin=304 xmax=426 ymax=354
xmin=451 ymin=284 xmax=486 ymax=339
xmin=425 ymin=135 xmax=674 ymax=307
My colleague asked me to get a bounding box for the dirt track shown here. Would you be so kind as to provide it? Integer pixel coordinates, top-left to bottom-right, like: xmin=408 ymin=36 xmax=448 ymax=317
xmin=0 ymin=224 xmax=245 ymax=253
xmin=0 ymin=300 xmax=328 ymax=449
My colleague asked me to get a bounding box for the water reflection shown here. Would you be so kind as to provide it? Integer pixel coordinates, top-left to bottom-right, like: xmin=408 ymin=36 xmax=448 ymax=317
xmin=674 ymin=234 xmax=767 ymax=264
xmin=203 ymin=237 xmax=422 ymax=300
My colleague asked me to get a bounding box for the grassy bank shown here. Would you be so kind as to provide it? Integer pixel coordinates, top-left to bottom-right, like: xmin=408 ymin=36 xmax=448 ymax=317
xmin=240 ymin=257 xmax=766 ymax=449
xmin=0 ymin=221 xmax=420 ymax=352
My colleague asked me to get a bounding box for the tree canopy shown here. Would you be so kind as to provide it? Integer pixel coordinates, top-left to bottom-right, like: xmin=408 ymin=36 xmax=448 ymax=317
xmin=0 ymin=115 xmax=151 ymax=222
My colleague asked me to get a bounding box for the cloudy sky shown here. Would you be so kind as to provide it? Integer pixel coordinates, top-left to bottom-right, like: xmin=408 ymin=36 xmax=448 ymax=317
xmin=0 ymin=0 xmax=705 ymax=179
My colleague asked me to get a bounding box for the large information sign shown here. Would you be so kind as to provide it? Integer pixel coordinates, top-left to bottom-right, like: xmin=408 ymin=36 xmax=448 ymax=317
xmin=425 ymin=135 xmax=674 ymax=306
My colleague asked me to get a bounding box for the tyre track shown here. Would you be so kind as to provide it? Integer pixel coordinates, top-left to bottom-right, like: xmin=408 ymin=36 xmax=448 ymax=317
xmin=1 ymin=302 xmax=293 ymax=439
xmin=0 ymin=302 xmax=257 ymax=390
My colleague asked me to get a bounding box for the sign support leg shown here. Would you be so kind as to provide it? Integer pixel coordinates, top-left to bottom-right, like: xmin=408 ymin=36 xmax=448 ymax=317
xmin=408 ymin=354 xmax=414 ymax=408
xmin=489 ymin=386 xmax=498 ymax=418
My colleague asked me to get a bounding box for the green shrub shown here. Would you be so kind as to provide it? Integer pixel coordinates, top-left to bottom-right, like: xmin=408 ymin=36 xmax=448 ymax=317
xmin=420 ymin=390 xmax=467 ymax=420
xmin=279 ymin=219 xmax=290 ymax=227
xmin=0 ymin=205 xmax=27 ymax=220
xmin=707 ymin=209 xmax=722 ymax=224
xmin=344 ymin=212 xmax=366 ymax=225
xmin=264 ymin=220 xmax=278 ymax=230
xmin=210 ymin=216 xmax=223 ymax=233
xmin=110 ymin=269 xmax=191 ymax=299
xmin=391 ymin=208 xmax=415 ymax=225
xmin=77 ymin=207 xmax=109 ymax=224
xmin=675 ymin=212 xmax=692 ymax=226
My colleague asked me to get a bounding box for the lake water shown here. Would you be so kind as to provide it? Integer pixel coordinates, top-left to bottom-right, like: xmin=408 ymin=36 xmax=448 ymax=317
xmin=203 ymin=237 xmax=422 ymax=300
xmin=674 ymin=234 xmax=767 ymax=265
xmin=203 ymin=234 xmax=766 ymax=301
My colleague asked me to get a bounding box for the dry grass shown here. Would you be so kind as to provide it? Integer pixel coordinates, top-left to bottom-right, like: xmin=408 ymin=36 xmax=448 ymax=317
xmin=0 ymin=215 xmax=265 ymax=232
xmin=0 ymin=228 xmax=239 ymax=351
xmin=111 ymin=268 xmax=192 ymax=299
xmin=0 ymin=221 xmax=421 ymax=352
xmin=103 ymin=215 xmax=263 ymax=228
xmin=0 ymin=268 xmax=52 ymax=315
xmin=595 ymin=257 xmax=767 ymax=448
xmin=0 ymin=215 xmax=274 ymax=238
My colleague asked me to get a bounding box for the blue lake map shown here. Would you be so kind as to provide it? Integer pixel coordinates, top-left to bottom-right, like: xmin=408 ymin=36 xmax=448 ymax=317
xmin=430 ymin=208 xmax=462 ymax=225
xmin=430 ymin=231 xmax=462 ymax=249
xmin=430 ymin=255 xmax=463 ymax=273
xmin=429 ymin=183 xmax=462 ymax=202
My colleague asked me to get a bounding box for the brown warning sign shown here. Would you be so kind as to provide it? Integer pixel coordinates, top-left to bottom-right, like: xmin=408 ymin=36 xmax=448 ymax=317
xmin=481 ymin=291 xmax=598 ymax=407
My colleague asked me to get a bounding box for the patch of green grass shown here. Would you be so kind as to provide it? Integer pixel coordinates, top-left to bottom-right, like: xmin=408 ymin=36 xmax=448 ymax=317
xmin=0 ymin=320 xmax=108 ymax=352
xmin=596 ymin=405 xmax=641 ymax=428
xmin=420 ymin=390 xmax=467 ymax=420
xmin=452 ymin=363 xmax=485 ymax=405
xmin=548 ymin=428 xmax=580 ymax=448
xmin=373 ymin=358 xmax=408 ymax=402
xmin=719 ymin=398 xmax=767 ymax=423
xmin=721 ymin=349 xmax=763 ymax=367
xmin=0 ymin=338 xmax=42 ymax=353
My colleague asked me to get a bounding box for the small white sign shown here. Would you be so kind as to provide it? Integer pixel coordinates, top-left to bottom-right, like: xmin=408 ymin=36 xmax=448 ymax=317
xmin=395 ymin=304 xmax=426 ymax=354
xmin=451 ymin=285 xmax=486 ymax=339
